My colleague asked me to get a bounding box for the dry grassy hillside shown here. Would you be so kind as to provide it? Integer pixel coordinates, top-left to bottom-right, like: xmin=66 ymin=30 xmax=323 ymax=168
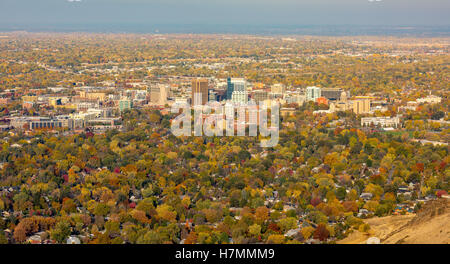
xmin=339 ymin=198 xmax=449 ymax=244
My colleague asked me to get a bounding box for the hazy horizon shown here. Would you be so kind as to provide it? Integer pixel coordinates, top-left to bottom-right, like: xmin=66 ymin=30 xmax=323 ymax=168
xmin=1 ymin=0 xmax=450 ymax=35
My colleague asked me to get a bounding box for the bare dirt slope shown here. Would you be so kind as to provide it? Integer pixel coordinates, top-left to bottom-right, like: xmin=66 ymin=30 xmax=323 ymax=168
xmin=338 ymin=199 xmax=449 ymax=244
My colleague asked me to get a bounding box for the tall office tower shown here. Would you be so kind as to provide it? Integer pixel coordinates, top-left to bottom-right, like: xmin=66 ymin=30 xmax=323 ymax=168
xmin=353 ymin=99 xmax=371 ymax=114
xmin=271 ymin=83 xmax=286 ymax=95
xmin=306 ymin=86 xmax=321 ymax=101
xmin=227 ymin=78 xmax=246 ymax=100
xmin=159 ymin=84 xmax=169 ymax=105
xmin=192 ymin=79 xmax=209 ymax=105
xmin=150 ymin=84 xmax=170 ymax=105
xmin=227 ymin=78 xmax=233 ymax=100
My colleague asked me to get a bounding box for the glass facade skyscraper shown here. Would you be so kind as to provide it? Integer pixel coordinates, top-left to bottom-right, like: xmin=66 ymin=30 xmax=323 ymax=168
xmin=227 ymin=78 xmax=246 ymax=100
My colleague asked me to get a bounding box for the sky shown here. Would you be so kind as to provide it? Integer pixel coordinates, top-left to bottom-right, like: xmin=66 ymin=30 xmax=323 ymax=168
xmin=0 ymin=0 xmax=449 ymax=31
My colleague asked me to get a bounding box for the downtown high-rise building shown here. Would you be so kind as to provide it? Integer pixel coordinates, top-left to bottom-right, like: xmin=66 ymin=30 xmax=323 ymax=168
xmin=231 ymin=90 xmax=248 ymax=104
xmin=306 ymin=86 xmax=321 ymax=101
xmin=227 ymin=78 xmax=246 ymax=100
xmin=352 ymin=98 xmax=371 ymax=114
xmin=192 ymin=79 xmax=209 ymax=105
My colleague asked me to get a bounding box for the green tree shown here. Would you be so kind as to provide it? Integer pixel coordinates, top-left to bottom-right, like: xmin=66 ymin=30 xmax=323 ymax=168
xmin=51 ymin=221 xmax=71 ymax=243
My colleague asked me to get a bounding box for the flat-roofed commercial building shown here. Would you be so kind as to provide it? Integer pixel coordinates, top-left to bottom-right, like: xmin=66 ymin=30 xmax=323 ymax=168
xmin=10 ymin=116 xmax=74 ymax=130
xmin=361 ymin=116 xmax=400 ymax=128
xmin=79 ymin=91 xmax=107 ymax=101
xmin=321 ymin=88 xmax=346 ymax=101
xmin=417 ymin=95 xmax=442 ymax=104
xmin=22 ymin=96 xmax=38 ymax=102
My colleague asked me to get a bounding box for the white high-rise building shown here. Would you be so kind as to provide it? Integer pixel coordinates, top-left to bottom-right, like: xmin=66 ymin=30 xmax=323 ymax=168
xmin=231 ymin=90 xmax=248 ymax=104
xmin=306 ymin=86 xmax=321 ymax=101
